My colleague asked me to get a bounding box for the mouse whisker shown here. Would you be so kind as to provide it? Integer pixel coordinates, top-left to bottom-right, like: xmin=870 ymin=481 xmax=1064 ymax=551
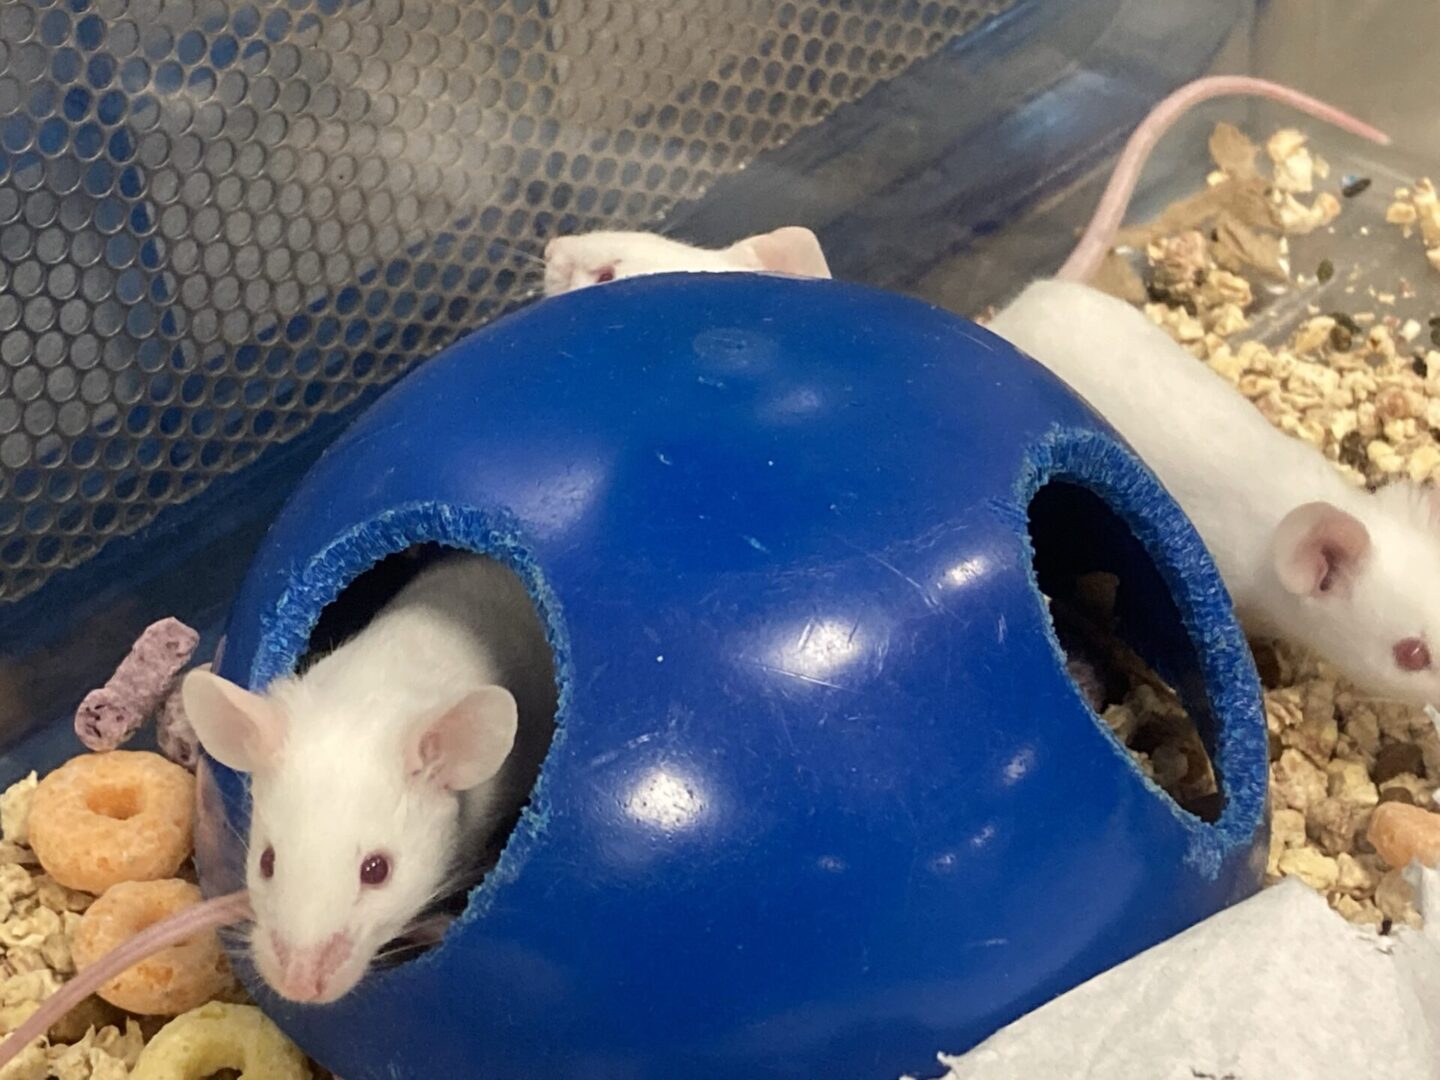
xmin=484 ymin=236 xmax=547 ymax=269
xmin=219 ymin=924 xmax=255 ymax=956
xmin=211 ymin=813 xmax=247 ymax=852
xmin=505 ymin=267 xmax=545 ymax=294
xmin=431 ymin=854 xmax=499 ymax=902
xmin=372 ymin=940 xmax=426 ymax=964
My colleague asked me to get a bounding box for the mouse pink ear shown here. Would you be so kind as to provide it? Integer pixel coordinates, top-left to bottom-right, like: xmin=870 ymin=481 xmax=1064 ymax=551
xmin=1272 ymin=501 xmax=1371 ymax=597
xmin=180 ymin=668 xmax=287 ymax=774
xmin=407 ymin=686 xmax=519 ymax=792
xmin=729 ymin=226 xmax=832 ymax=279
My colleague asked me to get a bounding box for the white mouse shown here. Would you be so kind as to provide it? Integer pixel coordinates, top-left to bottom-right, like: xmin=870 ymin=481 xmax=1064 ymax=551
xmin=986 ymin=77 xmax=1438 ymax=703
xmin=542 ymin=225 xmax=832 ymax=295
xmin=987 ymin=280 xmax=1440 ymax=705
xmin=179 ymin=550 xmax=555 ymax=1004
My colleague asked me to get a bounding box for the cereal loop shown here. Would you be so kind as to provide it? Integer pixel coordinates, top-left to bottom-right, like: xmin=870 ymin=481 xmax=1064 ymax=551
xmin=72 ymin=879 xmax=233 ymax=1016
xmin=130 ymin=1002 xmax=309 ymax=1080
xmin=29 ymin=751 xmax=195 ymax=894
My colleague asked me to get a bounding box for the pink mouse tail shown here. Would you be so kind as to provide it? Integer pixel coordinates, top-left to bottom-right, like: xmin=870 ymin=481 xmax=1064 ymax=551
xmin=1055 ymin=75 xmax=1391 ymax=283
xmin=0 ymin=889 xmax=252 ymax=1070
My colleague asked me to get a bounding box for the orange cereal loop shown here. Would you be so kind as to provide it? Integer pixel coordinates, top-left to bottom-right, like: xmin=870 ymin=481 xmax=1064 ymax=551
xmin=72 ymin=879 xmax=235 ymax=1016
xmin=29 ymin=750 xmax=195 ymax=894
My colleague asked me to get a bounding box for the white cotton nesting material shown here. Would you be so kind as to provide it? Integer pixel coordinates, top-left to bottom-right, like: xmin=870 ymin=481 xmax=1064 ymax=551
xmin=916 ymin=866 xmax=1440 ymax=1080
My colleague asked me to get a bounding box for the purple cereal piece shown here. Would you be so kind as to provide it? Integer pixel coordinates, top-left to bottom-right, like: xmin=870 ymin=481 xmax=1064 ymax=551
xmin=157 ymin=677 xmax=201 ymax=770
xmin=73 ymin=688 xmax=139 ymax=751
xmin=75 ymin=617 xmax=200 ymax=752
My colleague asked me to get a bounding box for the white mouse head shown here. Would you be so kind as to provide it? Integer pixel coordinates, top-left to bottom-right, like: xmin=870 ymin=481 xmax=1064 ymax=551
xmin=1268 ymin=489 xmax=1440 ymax=704
xmin=542 ymin=226 xmax=831 ymax=296
xmin=181 ymin=668 xmax=518 ymax=1005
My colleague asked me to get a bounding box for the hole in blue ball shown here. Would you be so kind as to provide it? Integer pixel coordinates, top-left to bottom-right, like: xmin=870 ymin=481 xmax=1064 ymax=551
xmin=255 ymin=537 xmax=560 ymax=979
xmin=1027 ymin=479 xmax=1225 ymax=824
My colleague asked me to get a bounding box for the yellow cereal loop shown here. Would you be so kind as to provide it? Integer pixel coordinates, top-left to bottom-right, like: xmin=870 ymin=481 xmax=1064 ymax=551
xmin=72 ymin=880 xmax=233 ymax=1016
xmin=129 ymin=1002 xmax=309 ymax=1080
xmin=29 ymin=751 xmax=195 ymax=894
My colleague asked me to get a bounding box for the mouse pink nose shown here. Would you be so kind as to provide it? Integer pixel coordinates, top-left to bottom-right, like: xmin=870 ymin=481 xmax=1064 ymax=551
xmin=272 ymin=932 xmax=354 ymax=1003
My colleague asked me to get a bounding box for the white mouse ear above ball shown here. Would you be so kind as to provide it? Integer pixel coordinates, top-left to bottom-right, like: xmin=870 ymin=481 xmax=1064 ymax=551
xmin=1272 ymin=501 xmax=1371 ymax=597
xmin=407 ymin=686 xmax=519 ymax=792
xmin=729 ymin=226 xmax=832 ymax=279
xmin=180 ymin=669 xmax=287 ymax=774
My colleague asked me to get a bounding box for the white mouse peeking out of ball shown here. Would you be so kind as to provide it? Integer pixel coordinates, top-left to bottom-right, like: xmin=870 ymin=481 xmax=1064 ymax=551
xmin=542 ymin=225 xmax=832 ymax=296
xmin=181 ymin=551 xmax=556 ymax=1005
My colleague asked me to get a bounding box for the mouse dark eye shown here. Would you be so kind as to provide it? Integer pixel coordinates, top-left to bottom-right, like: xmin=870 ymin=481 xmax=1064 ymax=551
xmin=1394 ymin=637 xmax=1432 ymax=672
xmin=359 ymin=852 xmax=391 ymax=887
xmin=595 ymin=266 xmax=616 ymax=284
xmin=259 ymin=845 xmax=275 ymax=880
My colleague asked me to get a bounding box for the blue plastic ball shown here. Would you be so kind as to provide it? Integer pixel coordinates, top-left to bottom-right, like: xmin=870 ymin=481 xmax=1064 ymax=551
xmin=196 ymin=273 xmax=1267 ymax=1079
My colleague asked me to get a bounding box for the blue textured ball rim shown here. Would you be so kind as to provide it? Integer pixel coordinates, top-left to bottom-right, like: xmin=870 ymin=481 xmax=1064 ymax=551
xmin=215 ymin=501 xmax=574 ymax=930
xmin=195 ymin=271 xmax=1268 ymax=1076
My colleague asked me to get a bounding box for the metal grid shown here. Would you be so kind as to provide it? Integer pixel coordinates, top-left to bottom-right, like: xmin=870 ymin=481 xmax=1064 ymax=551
xmin=0 ymin=0 xmax=1013 ymax=602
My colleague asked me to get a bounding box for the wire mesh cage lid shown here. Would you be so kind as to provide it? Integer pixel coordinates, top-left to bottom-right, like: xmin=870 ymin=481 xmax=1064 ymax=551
xmin=0 ymin=0 xmax=1013 ymax=604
